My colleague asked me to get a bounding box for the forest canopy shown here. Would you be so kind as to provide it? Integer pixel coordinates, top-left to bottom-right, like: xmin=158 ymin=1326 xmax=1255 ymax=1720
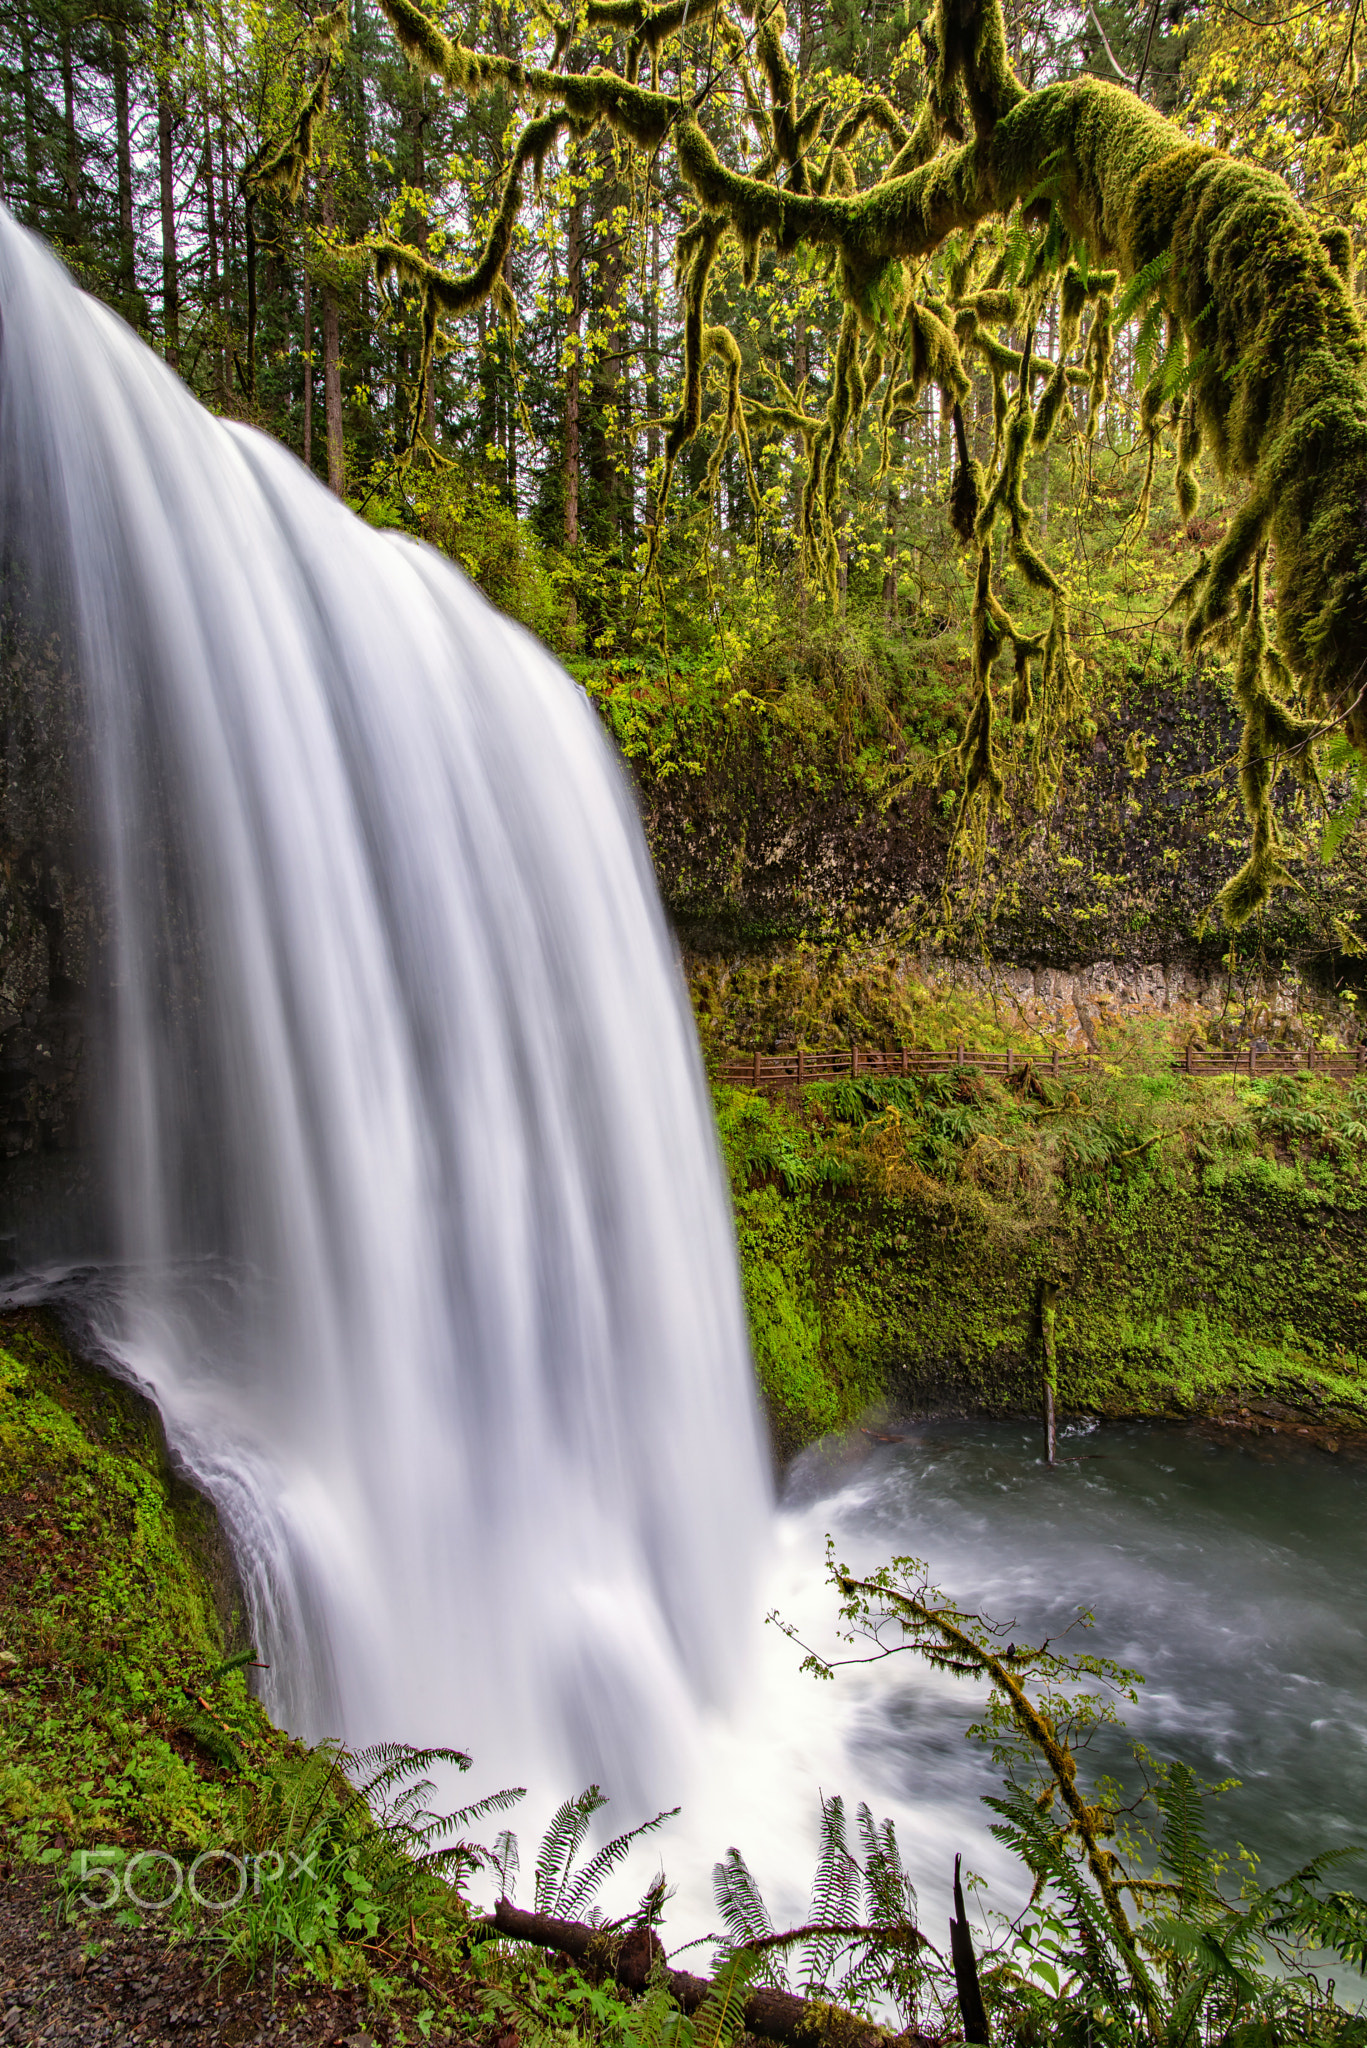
xmin=4 ymin=0 xmax=1367 ymax=928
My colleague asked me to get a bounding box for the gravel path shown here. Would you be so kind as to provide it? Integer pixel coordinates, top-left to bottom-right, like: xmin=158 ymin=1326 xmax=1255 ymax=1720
xmin=0 ymin=1869 xmax=399 ymax=2046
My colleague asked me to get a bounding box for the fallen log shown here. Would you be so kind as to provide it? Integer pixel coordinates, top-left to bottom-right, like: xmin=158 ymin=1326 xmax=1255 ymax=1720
xmin=485 ymin=1899 xmax=934 ymax=2048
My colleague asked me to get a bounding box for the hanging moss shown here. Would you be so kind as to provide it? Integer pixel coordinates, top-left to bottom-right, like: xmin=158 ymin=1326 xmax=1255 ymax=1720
xmin=330 ymin=0 xmax=1367 ymax=927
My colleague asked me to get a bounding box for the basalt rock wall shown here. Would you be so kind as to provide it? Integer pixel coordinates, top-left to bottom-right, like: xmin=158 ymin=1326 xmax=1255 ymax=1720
xmin=630 ymin=661 xmax=1367 ymax=995
xmin=0 ymin=626 xmax=99 ymax=1265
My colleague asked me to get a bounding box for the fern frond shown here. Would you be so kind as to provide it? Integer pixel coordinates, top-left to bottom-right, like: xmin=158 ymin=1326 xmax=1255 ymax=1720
xmin=491 ymin=1826 xmax=520 ymax=1899
xmin=1133 ymin=300 xmax=1165 ymax=384
xmin=690 ymin=1947 xmax=760 ymax=2048
xmin=347 ymin=1741 xmax=473 ymax=1806
xmin=1115 ymin=249 xmax=1172 ymax=328
xmin=1322 ymin=761 xmax=1367 ymax=864
xmin=212 ymin=1646 xmax=259 ymax=1681
xmin=857 ymin=1805 xmax=916 ymax=1929
xmin=627 ymin=1977 xmax=687 ymax=2048
xmin=1147 ymin=1915 xmax=1263 ymax=2006
xmin=1153 ymin=1762 xmax=1214 ymax=1917
xmin=534 ymin=1785 xmax=607 ymax=1914
xmin=714 ymin=1847 xmax=777 ymax=1944
xmin=1262 ymin=1874 xmax=1367 ymax=1970
xmin=801 ymin=1793 xmax=861 ymax=1995
xmin=713 ymin=1848 xmax=784 ymax=1987
xmin=557 ymin=1804 xmax=679 ymax=1921
xmin=987 ymin=1786 xmax=1145 ymax=2016
xmin=442 ymin=1786 xmax=528 ymax=1836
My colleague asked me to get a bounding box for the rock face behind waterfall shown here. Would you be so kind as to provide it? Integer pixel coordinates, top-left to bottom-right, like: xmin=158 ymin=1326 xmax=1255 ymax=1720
xmin=0 ymin=599 xmax=97 ymax=1260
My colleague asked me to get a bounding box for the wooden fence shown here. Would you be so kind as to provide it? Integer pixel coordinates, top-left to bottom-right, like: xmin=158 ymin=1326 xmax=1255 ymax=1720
xmin=1175 ymin=1043 xmax=1364 ymax=1080
xmin=717 ymin=1041 xmax=1367 ymax=1089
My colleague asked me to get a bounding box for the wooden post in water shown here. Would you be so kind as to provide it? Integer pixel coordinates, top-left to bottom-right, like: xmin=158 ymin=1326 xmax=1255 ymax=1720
xmin=1041 ymin=1279 xmax=1060 ymax=1467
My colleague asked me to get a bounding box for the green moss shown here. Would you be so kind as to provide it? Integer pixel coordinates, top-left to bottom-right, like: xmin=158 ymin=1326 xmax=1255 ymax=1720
xmin=716 ymin=1061 xmax=1367 ymax=1451
xmin=0 ymin=1313 xmax=287 ymax=1861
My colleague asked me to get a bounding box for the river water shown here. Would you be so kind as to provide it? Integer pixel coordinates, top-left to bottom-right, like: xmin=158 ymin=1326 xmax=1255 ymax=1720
xmin=652 ymin=1419 xmax=1367 ymax=1945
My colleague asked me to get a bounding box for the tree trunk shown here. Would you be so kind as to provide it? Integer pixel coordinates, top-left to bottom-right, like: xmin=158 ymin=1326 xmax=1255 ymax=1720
xmin=588 ymin=154 xmax=628 ymax=543
xmin=204 ymin=114 xmax=218 ymax=307
xmin=486 ymin=1900 xmax=913 ymax=2048
xmin=19 ymin=6 xmax=39 ymax=220
xmin=470 ymin=301 xmax=490 ymax=477
xmin=220 ymin=119 xmax=234 ymax=392
xmin=113 ymin=27 xmax=135 ymax=293
xmin=792 ymin=312 xmax=810 ymax=547
xmin=157 ymin=62 xmax=179 ymax=368
xmin=645 ymin=212 xmax=661 ymax=525
xmin=406 ymin=103 xmax=438 ymax=449
xmin=301 ymin=178 xmax=313 ymax=470
xmin=564 ymin=177 xmax=583 ymax=551
xmin=798 ymin=0 xmax=815 ymax=70
xmin=321 ymin=177 xmax=345 ymax=496
xmin=60 ymin=23 xmax=79 ymax=229
xmin=505 ymin=331 xmax=517 ymax=505
xmin=617 ymin=333 xmax=633 ymax=544
xmin=244 ymin=194 xmax=257 ymax=398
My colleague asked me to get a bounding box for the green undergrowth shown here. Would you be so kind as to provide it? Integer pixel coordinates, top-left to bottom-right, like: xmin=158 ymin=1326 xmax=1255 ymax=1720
xmin=690 ymin=936 xmax=1046 ymax=1064
xmin=0 ymin=1315 xmax=680 ymax=2033
xmin=0 ymin=1311 xmax=289 ymax=1857
xmin=715 ymin=1034 xmax=1367 ymax=1453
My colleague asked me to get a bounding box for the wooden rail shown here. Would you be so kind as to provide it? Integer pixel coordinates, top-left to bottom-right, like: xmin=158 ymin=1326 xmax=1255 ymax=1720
xmin=1177 ymin=1043 xmax=1364 ymax=1080
xmin=717 ymin=1042 xmax=1367 ymax=1089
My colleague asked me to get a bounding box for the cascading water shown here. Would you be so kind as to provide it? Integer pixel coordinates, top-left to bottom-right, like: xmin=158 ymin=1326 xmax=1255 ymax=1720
xmin=0 ymin=206 xmax=771 ymax=1812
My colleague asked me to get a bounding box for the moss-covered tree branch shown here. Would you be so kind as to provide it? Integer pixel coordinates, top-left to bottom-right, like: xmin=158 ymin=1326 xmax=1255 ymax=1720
xmin=340 ymin=0 xmax=1367 ymax=927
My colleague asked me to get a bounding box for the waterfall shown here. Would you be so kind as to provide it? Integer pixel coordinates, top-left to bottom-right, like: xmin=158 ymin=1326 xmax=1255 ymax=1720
xmin=0 ymin=207 xmax=770 ymax=1811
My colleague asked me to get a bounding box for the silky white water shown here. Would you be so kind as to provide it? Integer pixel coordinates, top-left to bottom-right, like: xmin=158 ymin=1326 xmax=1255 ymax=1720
xmin=0 ymin=204 xmax=771 ymax=1815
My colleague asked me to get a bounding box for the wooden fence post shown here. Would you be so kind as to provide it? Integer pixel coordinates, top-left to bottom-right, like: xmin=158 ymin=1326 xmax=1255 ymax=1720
xmin=753 ymin=1049 xmax=761 ymax=1086
xmin=1041 ymin=1279 xmax=1060 ymax=1468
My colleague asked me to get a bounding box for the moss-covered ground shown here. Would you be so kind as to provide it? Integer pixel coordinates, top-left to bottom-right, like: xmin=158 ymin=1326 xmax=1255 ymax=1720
xmin=0 ymin=1310 xmax=290 ymax=1862
xmin=713 ymin=1016 xmax=1367 ymax=1455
